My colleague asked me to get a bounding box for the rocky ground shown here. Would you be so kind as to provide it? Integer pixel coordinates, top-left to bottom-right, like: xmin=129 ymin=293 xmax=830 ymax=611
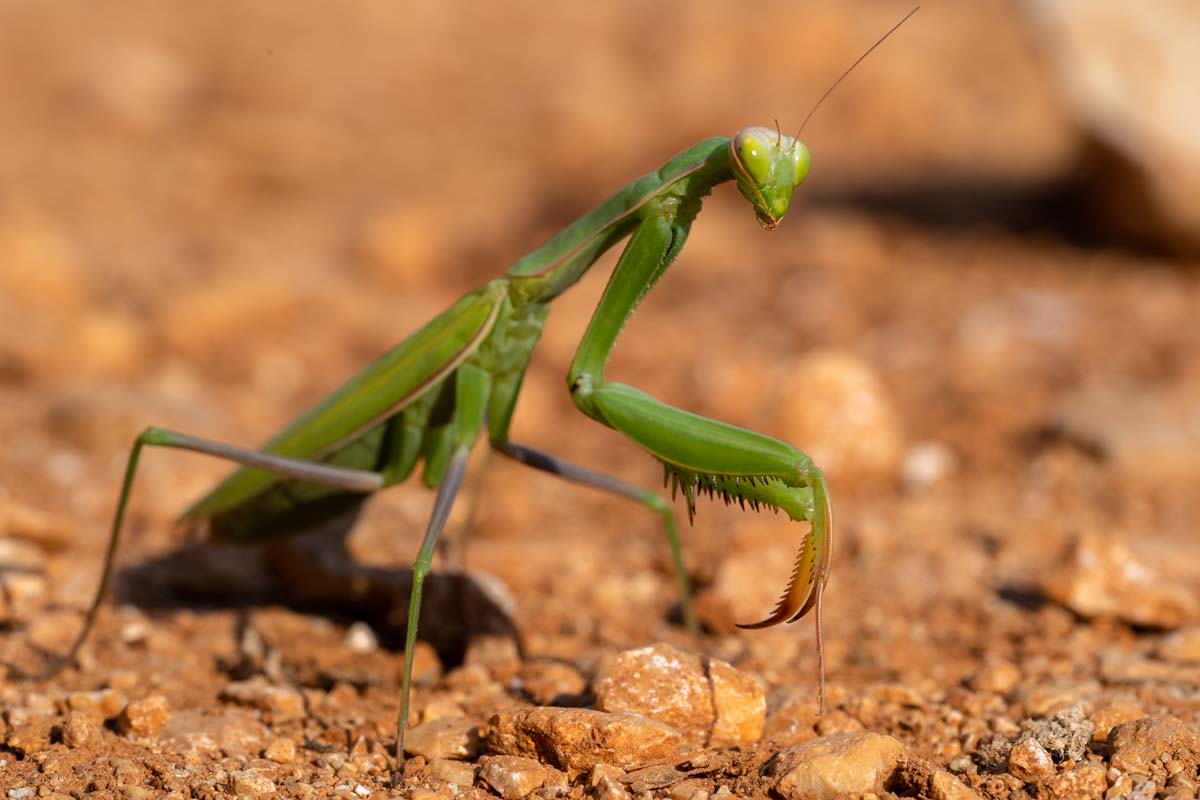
xmin=2 ymin=2 xmax=1200 ymax=798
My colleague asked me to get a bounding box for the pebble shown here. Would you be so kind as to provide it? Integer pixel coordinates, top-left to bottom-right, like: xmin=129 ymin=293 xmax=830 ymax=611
xmin=966 ymin=659 xmax=1021 ymax=695
xmin=263 ymin=737 xmax=296 ymax=764
xmin=588 ymin=763 xmax=629 ymax=800
xmin=1051 ymin=380 xmax=1200 ymax=482
xmin=488 ymin=707 xmax=682 ymax=777
xmin=1037 ymin=763 xmax=1108 ymax=800
xmin=116 ymin=695 xmax=171 ymax=737
xmin=901 ymin=441 xmax=959 ymax=491
xmin=593 ymin=642 xmax=765 ymax=749
xmin=767 ymin=732 xmax=906 ymax=800
xmin=0 ymin=572 xmax=48 ymax=625
xmin=516 ymin=659 xmax=587 ymax=706
xmin=1108 ymin=717 xmax=1200 ymax=781
xmin=929 ymin=770 xmax=981 ymax=800
xmin=343 ymin=621 xmax=378 ymax=654
xmin=772 ymin=348 xmax=903 ymax=481
xmin=158 ymin=709 xmax=269 ymax=759
xmin=404 ymin=716 xmax=484 ymax=760
xmin=67 ymin=688 xmax=128 ymax=722
xmin=428 ymin=757 xmax=477 ymax=788
xmin=61 ymin=711 xmax=98 ymax=748
xmin=1089 ymin=698 xmax=1145 ymax=743
xmin=478 ymin=755 xmax=547 ymax=800
xmin=1006 ymin=738 xmax=1054 ymax=783
xmin=1156 ymin=627 xmax=1200 ymax=663
xmin=220 ymin=677 xmax=306 ymax=722
xmin=4 ymin=716 xmax=54 ymax=756
xmin=1041 ymin=534 xmax=1197 ymax=629
xmin=229 ymin=768 xmax=277 ymax=798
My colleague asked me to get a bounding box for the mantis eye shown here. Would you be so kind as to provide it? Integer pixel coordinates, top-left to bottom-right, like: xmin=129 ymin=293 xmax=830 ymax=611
xmin=733 ymin=131 xmax=771 ymax=184
xmin=792 ymin=141 xmax=812 ymax=186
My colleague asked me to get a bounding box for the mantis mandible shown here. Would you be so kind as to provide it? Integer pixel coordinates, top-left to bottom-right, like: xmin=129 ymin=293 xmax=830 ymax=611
xmin=54 ymin=8 xmax=917 ymax=768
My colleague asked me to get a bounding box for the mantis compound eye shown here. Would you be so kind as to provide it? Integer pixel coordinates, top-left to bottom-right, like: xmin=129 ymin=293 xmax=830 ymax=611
xmin=732 ymin=129 xmax=772 ymax=185
xmin=792 ymin=140 xmax=812 ymax=186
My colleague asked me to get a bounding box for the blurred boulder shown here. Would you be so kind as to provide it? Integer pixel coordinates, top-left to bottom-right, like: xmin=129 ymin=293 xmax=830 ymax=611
xmin=1023 ymin=0 xmax=1200 ymax=255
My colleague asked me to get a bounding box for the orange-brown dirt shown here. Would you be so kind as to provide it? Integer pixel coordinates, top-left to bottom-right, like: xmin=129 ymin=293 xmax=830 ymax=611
xmin=2 ymin=2 xmax=1199 ymax=798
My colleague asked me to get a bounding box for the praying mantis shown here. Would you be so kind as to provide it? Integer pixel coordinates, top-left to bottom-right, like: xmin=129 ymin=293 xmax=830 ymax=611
xmin=52 ymin=8 xmax=918 ymax=769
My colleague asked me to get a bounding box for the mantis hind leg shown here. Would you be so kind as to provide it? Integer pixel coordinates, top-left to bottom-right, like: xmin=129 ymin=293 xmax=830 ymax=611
xmin=52 ymin=427 xmax=385 ymax=675
xmin=493 ymin=441 xmax=696 ymax=634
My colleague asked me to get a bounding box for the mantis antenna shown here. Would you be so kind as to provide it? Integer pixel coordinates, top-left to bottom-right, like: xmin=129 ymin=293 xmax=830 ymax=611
xmin=795 ymin=5 xmax=920 ymax=138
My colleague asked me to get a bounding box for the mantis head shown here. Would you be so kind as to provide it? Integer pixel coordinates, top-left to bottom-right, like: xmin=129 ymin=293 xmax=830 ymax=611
xmin=730 ymin=126 xmax=811 ymax=230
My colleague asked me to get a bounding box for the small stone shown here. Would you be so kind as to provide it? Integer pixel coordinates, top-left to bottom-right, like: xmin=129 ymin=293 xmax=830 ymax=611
xmin=61 ymin=711 xmax=98 ymax=748
xmin=230 ymin=768 xmax=277 ymax=798
xmin=1007 ymin=738 xmax=1054 ymax=783
xmin=901 ymin=441 xmax=958 ymax=491
xmin=517 ymin=659 xmax=587 ymax=706
xmin=1108 ymin=717 xmax=1200 ymax=781
xmin=768 ymin=732 xmax=906 ymax=800
xmin=1038 ymin=763 xmax=1108 ymax=800
xmin=115 ymin=695 xmax=170 ymax=737
xmin=589 ymin=763 xmax=629 ymax=800
xmin=404 ymin=716 xmax=484 ymax=760
xmin=488 ymin=707 xmax=682 ymax=777
xmin=1041 ymin=534 xmax=1197 ymax=629
xmin=220 ymin=677 xmax=305 ymax=722
xmin=670 ymin=781 xmax=710 ymax=800
xmin=4 ymin=717 xmax=54 ymax=756
xmin=966 ymin=659 xmax=1021 ymax=695
xmin=0 ymin=572 xmax=48 ymax=625
xmin=1156 ymin=627 xmax=1200 ymax=663
xmin=479 ymin=755 xmax=547 ymax=800
xmin=593 ymin=642 xmax=765 ymax=749
xmin=929 ymin=770 xmax=981 ymax=800
xmin=428 ymin=757 xmax=477 ymax=788
xmin=343 ymin=621 xmax=378 ymax=654
xmin=67 ymin=689 xmax=128 ymax=722
xmin=773 ymin=349 xmax=903 ymax=481
xmin=263 ymin=737 xmax=296 ymax=764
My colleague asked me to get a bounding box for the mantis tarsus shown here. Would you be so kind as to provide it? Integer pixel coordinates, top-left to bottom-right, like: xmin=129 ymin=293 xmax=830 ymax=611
xmin=53 ymin=8 xmax=918 ymax=770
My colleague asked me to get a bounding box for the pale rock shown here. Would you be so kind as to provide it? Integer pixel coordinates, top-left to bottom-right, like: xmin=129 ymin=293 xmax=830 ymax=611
xmin=61 ymin=711 xmax=98 ymax=749
xmin=768 ymin=732 xmax=906 ymax=800
xmin=1157 ymin=627 xmax=1200 ymax=663
xmin=404 ymin=716 xmax=484 ymax=760
xmin=929 ymin=770 xmax=981 ymax=800
xmin=1041 ymin=534 xmax=1197 ymax=629
xmin=116 ymin=695 xmax=170 ymax=737
xmin=67 ymin=689 xmax=128 ymax=722
xmin=428 ymin=757 xmax=477 ymax=788
xmin=263 ymin=737 xmax=296 ymax=764
xmin=229 ymin=768 xmax=277 ymax=798
xmin=901 ymin=441 xmax=959 ymax=491
xmin=1037 ymin=763 xmax=1108 ymax=800
xmin=966 ymin=659 xmax=1021 ymax=695
xmin=772 ymin=349 xmax=903 ymax=481
xmin=1089 ymin=698 xmax=1145 ymax=743
xmin=1006 ymin=738 xmax=1054 ymax=783
xmin=159 ymin=709 xmax=268 ymax=759
xmin=593 ymin=642 xmax=765 ymax=749
xmin=220 ymin=677 xmax=305 ymax=722
xmin=479 ymin=755 xmax=547 ymax=800
xmin=488 ymin=707 xmax=682 ymax=777
xmin=588 ymin=763 xmax=629 ymax=800
xmin=516 ymin=659 xmax=587 ymax=706
xmin=1023 ymin=0 xmax=1200 ymax=254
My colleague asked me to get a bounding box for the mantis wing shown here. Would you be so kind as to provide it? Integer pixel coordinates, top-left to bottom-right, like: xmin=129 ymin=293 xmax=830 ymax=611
xmin=182 ymin=279 xmax=508 ymax=533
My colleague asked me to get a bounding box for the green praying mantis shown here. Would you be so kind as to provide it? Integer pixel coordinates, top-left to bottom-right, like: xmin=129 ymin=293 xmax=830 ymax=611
xmin=51 ymin=8 xmax=918 ymax=768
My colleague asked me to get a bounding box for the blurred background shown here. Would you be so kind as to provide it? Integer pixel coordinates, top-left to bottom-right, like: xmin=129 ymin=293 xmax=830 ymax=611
xmin=1 ymin=0 xmax=1199 ymax=790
